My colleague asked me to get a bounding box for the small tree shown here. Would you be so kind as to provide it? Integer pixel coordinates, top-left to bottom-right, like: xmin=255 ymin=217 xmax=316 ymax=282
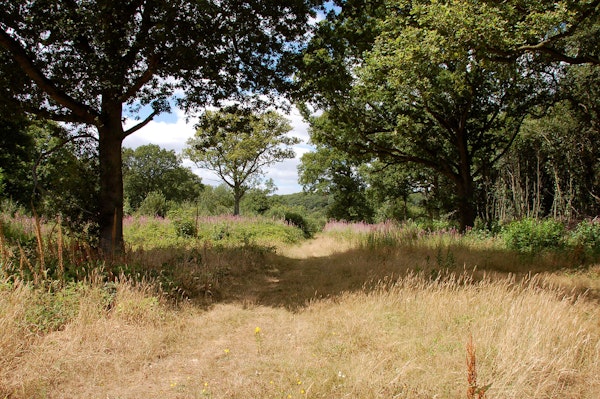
xmin=185 ymin=106 xmax=298 ymax=215
xmin=298 ymin=144 xmax=373 ymax=222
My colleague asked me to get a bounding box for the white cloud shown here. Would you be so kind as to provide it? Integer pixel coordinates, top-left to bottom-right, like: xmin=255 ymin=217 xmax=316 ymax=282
xmin=123 ymin=107 xmax=197 ymax=153
xmin=122 ymin=105 xmax=313 ymax=195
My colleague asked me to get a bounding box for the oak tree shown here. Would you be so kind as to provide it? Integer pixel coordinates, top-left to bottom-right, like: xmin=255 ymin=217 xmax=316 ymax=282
xmin=296 ymin=0 xmax=560 ymax=229
xmin=0 ymin=0 xmax=320 ymax=254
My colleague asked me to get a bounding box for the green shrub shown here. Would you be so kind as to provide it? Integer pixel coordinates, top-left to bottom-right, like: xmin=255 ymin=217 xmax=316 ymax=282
xmin=22 ymin=282 xmax=106 ymax=334
xmin=569 ymin=219 xmax=600 ymax=255
xmin=283 ymin=211 xmax=312 ymax=238
xmin=502 ymin=218 xmax=566 ymax=253
xmin=123 ymin=215 xmax=180 ymax=248
xmin=173 ymin=218 xmax=197 ymax=238
xmin=138 ymin=191 xmax=168 ymax=217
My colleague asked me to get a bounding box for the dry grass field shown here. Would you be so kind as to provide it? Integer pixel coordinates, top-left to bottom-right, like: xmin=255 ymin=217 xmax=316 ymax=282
xmin=1 ymin=228 xmax=600 ymax=398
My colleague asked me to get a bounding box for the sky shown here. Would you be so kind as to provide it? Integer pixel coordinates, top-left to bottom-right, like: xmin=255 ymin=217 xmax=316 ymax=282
xmin=122 ymin=105 xmax=314 ymax=195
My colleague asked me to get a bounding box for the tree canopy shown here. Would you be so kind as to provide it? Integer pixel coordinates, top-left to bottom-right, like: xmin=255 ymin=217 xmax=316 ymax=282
xmin=184 ymin=106 xmax=298 ymax=215
xmin=298 ymin=144 xmax=373 ymax=221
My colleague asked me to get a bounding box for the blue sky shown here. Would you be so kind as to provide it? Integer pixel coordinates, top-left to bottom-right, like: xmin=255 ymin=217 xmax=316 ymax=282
xmin=122 ymin=105 xmax=312 ymax=195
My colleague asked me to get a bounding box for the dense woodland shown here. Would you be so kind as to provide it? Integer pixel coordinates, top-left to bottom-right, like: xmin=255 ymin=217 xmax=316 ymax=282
xmin=0 ymin=0 xmax=599 ymax=247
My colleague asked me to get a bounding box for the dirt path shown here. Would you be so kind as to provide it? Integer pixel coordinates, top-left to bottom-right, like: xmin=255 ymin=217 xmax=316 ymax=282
xmin=219 ymin=236 xmax=397 ymax=309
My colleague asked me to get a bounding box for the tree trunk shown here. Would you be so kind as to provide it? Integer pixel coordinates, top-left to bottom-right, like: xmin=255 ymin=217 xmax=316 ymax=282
xmin=233 ymin=186 xmax=242 ymax=216
xmin=456 ymin=178 xmax=476 ymax=232
xmin=456 ymin=127 xmax=476 ymax=231
xmin=97 ymin=102 xmax=125 ymax=257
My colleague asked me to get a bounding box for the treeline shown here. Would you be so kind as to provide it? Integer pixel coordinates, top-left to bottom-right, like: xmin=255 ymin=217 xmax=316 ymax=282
xmin=296 ymin=69 xmax=600 ymax=228
xmin=0 ymin=120 xmax=324 ymax=235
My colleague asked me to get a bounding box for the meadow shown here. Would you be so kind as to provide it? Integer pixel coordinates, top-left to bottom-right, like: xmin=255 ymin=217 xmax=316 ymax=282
xmin=1 ymin=214 xmax=599 ymax=398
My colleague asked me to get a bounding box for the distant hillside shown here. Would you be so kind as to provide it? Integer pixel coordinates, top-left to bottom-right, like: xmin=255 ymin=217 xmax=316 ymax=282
xmin=272 ymin=191 xmax=330 ymax=215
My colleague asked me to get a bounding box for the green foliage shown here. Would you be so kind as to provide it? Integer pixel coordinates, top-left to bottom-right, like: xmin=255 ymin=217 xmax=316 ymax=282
xmin=1 ymin=0 xmax=321 ymax=253
xmin=266 ymin=204 xmax=325 ymax=236
xmin=299 ymin=145 xmax=374 ymax=222
xmin=502 ymin=218 xmax=566 ymax=253
xmin=297 ymin=0 xmax=563 ymax=230
xmin=194 ymin=216 xmax=306 ymax=246
xmin=194 ymin=185 xmax=235 ymax=216
xmin=124 ymin=216 xmax=177 ymax=248
xmin=137 ymin=191 xmax=168 ymax=218
xmin=283 ymin=211 xmax=312 ymax=238
xmin=173 ymin=218 xmax=197 ymax=239
xmin=240 ymin=179 xmax=277 ymax=215
xmin=569 ymin=219 xmax=600 ymax=256
xmin=0 ymin=114 xmax=34 ymax=204
xmin=184 ymin=106 xmax=298 ymax=215
xmin=0 ymin=118 xmax=99 ymax=232
xmin=23 ymin=283 xmax=82 ymax=333
xmin=123 ymin=215 xmax=306 ymax=249
xmin=0 ymin=167 xmax=4 ymax=196
xmin=468 ymin=0 xmax=600 ymax=65
xmin=21 ymin=282 xmax=114 ymax=334
xmin=29 ymin=122 xmax=99 ymax=232
xmin=0 ymin=212 xmax=36 ymax=247
xmin=272 ymin=191 xmax=329 ymax=217
xmin=493 ymin=85 xmax=600 ymax=221
xmin=123 ymin=144 xmax=202 ymax=211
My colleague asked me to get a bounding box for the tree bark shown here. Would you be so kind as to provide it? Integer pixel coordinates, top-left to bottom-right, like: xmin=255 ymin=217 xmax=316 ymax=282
xmin=456 ymin=127 xmax=476 ymax=231
xmin=233 ymin=186 xmax=242 ymax=216
xmin=97 ymin=101 xmax=125 ymax=257
xmin=455 ymin=176 xmax=476 ymax=232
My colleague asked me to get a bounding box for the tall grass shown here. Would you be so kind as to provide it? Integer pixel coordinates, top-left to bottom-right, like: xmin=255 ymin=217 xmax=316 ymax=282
xmin=1 ymin=214 xmax=600 ymax=397
xmin=1 ymin=273 xmax=598 ymax=398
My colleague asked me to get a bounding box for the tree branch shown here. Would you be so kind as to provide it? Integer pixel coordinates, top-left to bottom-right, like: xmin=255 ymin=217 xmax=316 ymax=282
xmin=63 ymin=0 xmax=97 ymax=56
xmin=122 ymin=110 xmax=158 ymax=138
xmin=0 ymin=30 xmax=99 ymax=124
xmin=31 ymin=133 xmax=98 ymax=199
xmin=489 ymin=0 xmax=600 ymax=65
xmin=120 ymin=55 xmax=160 ymax=102
xmin=120 ymin=0 xmax=152 ymax=66
xmin=473 ymin=115 xmax=525 ymax=178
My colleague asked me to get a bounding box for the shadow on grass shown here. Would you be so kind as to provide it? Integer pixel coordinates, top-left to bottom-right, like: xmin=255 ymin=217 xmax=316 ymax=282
xmin=144 ymin=240 xmax=600 ymax=311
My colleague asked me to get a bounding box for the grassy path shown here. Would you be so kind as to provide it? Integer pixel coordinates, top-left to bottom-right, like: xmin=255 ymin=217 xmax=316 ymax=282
xmin=2 ymin=235 xmax=600 ymax=398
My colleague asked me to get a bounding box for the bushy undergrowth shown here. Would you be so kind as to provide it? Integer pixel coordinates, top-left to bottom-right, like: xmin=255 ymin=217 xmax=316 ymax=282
xmin=123 ymin=214 xmax=306 ymax=248
xmin=1 ymin=213 xmax=305 ymax=304
xmin=569 ymin=218 xmax=600 ymax=255
xmin=501 ymin=218 xmax=566 ymax=253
